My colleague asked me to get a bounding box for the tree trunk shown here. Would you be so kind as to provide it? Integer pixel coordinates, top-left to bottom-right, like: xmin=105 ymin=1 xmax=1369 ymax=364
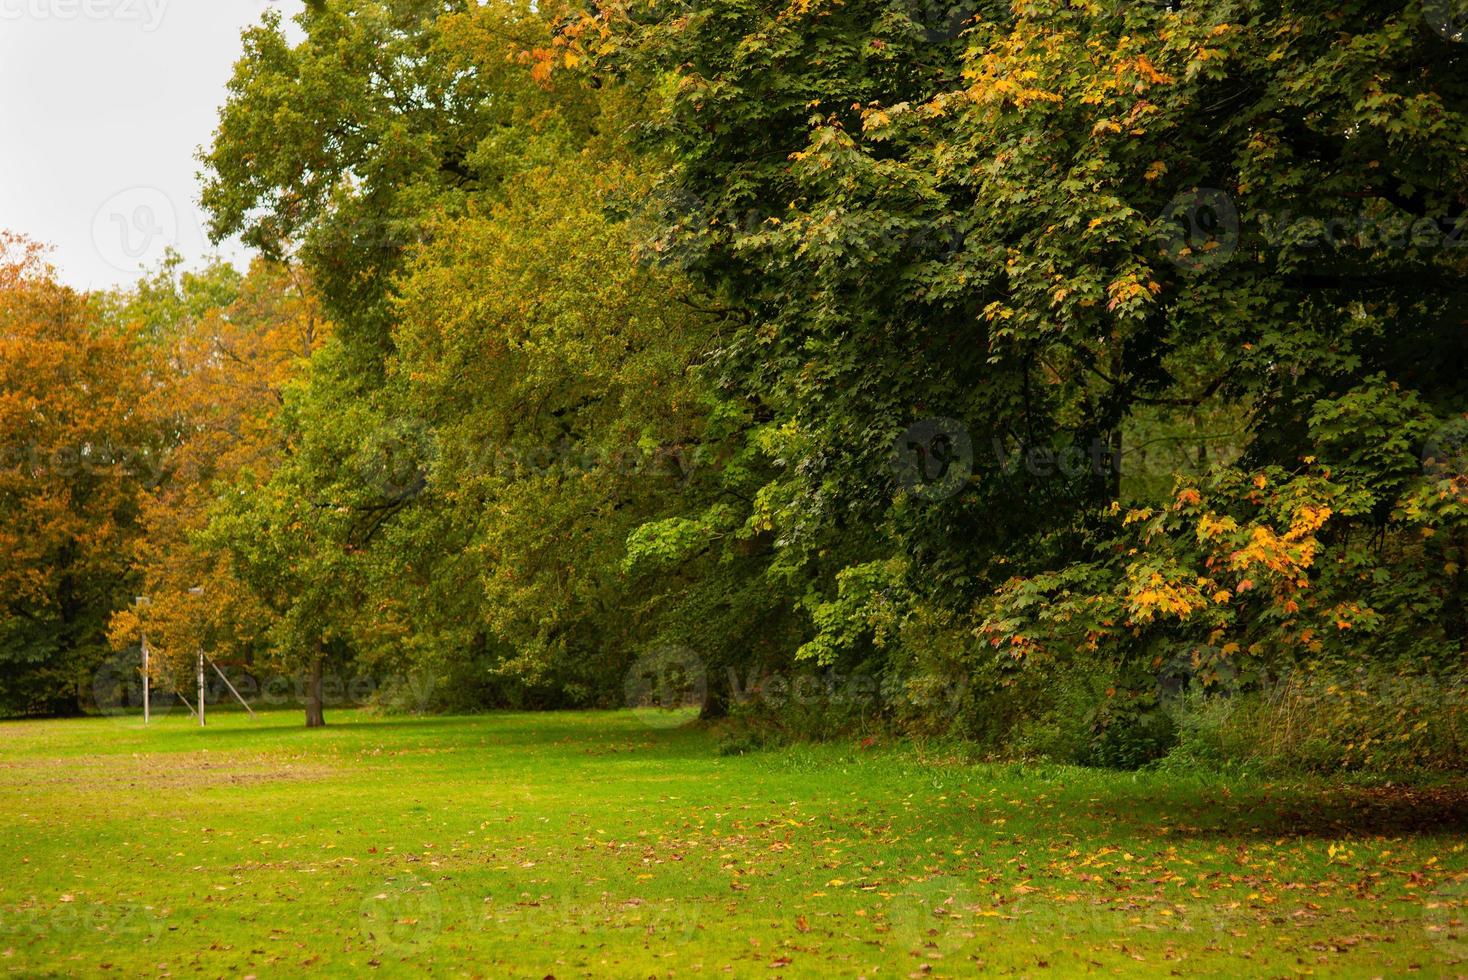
xmin=700 ymin=664 xmax=731 ymax=721
xmin=1109 ymin=426 xmax=1124 ymax=501
xmin=305 ymin=657 xmax=326 ymax=728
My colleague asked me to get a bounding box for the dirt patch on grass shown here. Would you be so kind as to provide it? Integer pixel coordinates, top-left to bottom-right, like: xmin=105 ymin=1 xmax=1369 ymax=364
xmin=0 ymin=751 xmax=337 ymax=791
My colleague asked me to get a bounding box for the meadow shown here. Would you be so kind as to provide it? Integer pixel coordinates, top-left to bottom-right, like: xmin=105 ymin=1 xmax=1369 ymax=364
xmin=2 ymin=709 xmax=1466 ymax=977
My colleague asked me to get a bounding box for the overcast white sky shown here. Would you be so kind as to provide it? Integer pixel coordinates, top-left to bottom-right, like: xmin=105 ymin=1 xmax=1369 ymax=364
xmin=0 ymin=1 xmax=304 ymax=291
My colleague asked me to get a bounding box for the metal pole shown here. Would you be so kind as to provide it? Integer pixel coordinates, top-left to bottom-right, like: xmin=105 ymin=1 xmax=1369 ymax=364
xmin=210 ymin=658 xmax=256 ymax=719
xmin=142 ymin=633 xmax=150 ymax=725
xmin=188 ymin=587 xmax=205 ymax=728
xmin=136 ymin=596 xmax=150 ymax=726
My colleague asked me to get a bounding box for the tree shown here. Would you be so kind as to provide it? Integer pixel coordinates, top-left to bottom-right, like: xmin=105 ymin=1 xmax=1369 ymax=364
xmin=928 ymin=0 xmax=1468 ymax=704
xmin=593 ymin=0 xmax=1468 ymax=743
xmin=192 ymin=2 xmax=595 ymax=723
xmin=107 ymin=258 xmax=328 ymax=722
xmin=0 ymin=233 xmax=158 ymax=715
xmin=382 ymin=141 xmax=761 ymax=707
xmin=196 ymin=0 xmax=765 ymax=717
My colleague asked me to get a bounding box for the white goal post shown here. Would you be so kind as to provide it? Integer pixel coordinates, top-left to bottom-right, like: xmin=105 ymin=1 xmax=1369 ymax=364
xmin=134 ymin=593 xmax=256 ymax=726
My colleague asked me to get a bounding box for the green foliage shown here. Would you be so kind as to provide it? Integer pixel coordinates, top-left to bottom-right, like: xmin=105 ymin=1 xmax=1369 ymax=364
xmin=192 ymin=2 xmax=642 ymax=715
xmin=583 ymin=1 xmax=1442 ymax=745
xmin=1162 ymin=667 xmax=1468 ymax=775
xmin=13 ymin=0 xmax=1465 ymax=762
xmin=98 ymin=249 xmax=244 ymax=345
xmin=589 ymin=0 xmax=1468 ymax=753
xmin=383 ymin=154 xmax=724 ymax=693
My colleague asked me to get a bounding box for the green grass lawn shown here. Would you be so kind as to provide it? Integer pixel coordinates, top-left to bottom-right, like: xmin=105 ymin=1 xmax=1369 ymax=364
xmin=2 ymin=708 xmax=1466 ymax=977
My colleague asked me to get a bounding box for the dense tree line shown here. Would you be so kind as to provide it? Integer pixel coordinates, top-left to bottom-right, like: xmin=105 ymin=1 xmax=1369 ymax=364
xmin=2 ymin=1 xmax=1464 ymax=767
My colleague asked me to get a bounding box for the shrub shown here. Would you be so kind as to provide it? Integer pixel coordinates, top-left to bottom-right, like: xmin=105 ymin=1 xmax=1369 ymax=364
xmin=1161 ymin=666 xmax=1468 ymax=775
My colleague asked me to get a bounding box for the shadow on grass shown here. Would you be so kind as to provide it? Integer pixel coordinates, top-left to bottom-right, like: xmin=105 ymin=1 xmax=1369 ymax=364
xmin=1076 ymin=781 xmax=1468 ymax=841
xmin=1225 ymin=783 xmax=1465 ymax=837
xmin=135 ymin=709 xmax=719 ymax=760
xmin=52 ymin=709 xmax=1468 ymax=841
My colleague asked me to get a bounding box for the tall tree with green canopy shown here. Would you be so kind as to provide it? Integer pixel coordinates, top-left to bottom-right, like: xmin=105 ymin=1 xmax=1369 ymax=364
xmin=196 ymin=0 xmax=590 ymax=718
xmin=380 ymin=130 xmax=800 ymax=711
xmin=202 ymin=0 xmax=579 ymax=358
xmin=935 ymin=0 xmax=1468 ymax=736
xmin=199 ymin=0 xmax=767 ymax=714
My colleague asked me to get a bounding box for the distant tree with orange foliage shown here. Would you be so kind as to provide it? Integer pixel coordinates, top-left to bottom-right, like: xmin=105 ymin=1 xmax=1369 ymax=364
xmin=0 ymin=232 xmax=160 ymax=715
